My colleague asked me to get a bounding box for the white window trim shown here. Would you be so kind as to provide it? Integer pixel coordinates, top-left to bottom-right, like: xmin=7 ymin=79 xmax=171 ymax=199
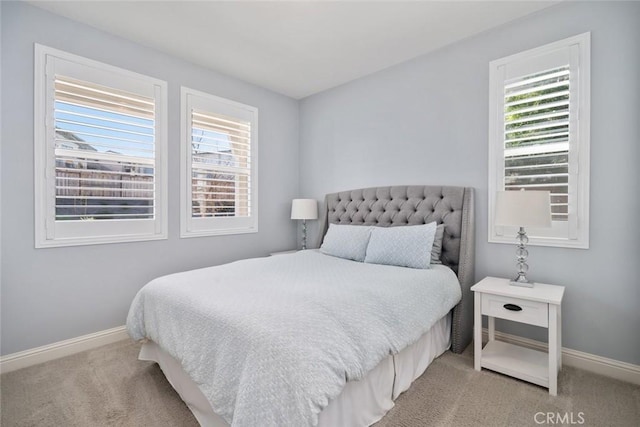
xmin=34 ymin=44 xmax=168 ymax=248
xmin=180 ymin=87 xmax=259 ymax=238
xmin=488 ymin=33 xmax=590 ymax=249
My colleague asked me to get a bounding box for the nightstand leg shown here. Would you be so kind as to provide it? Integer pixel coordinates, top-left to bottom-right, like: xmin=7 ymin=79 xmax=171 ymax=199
xmin=474 ymin=292 xmax=482 ymax=371
xmin=549 ymin=304 xmax=558 ymax=396
xmin=557 ymin=305 xmax=562 ymax=370
xmin=488 ymin=316 xmax=495 ymax=342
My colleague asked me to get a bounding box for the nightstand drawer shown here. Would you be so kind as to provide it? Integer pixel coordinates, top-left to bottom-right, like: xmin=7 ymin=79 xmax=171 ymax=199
xmin=481 ymin=293 xmax=548 ymax=327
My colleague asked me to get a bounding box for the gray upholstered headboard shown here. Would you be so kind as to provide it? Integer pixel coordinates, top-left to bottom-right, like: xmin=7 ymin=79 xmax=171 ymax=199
xmin=315 ymin=185 xmax=475 ymax=354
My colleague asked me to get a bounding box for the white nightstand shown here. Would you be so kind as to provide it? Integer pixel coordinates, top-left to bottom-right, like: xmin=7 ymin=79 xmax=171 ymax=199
xmin=471 ymin=276 xmax=565 ymax=396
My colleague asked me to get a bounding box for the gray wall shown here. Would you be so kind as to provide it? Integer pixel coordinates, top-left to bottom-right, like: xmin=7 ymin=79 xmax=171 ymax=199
xmin=0 ymin=1 xmax=299 ymax=355
xmin=300 ymin=2 xmax=640 ymax=365
xmin=2 ymin=1 xmax=639 ymax=366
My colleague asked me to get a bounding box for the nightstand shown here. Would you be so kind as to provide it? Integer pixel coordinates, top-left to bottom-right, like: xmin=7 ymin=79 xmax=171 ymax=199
xmin=471 ymin=276 xmax=565 ymax=396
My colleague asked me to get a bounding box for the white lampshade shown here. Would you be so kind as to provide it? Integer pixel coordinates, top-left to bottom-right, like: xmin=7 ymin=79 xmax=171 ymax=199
xmin=495 ymin=191 xmax=552 ymax=228
xmin=291 ymin=199 xmax=318 ymax=220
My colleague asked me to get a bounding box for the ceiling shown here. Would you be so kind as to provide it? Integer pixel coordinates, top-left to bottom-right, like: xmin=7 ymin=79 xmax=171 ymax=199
xmin=29 ymin=1 xmax=559 ymax=99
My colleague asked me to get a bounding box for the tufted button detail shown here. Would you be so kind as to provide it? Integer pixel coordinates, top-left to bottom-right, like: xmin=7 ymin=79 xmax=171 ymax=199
xmin=325 ymin=186 xmax=464 ymax=275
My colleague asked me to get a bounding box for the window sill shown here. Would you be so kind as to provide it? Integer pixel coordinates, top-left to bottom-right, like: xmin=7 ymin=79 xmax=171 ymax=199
xmin=180 ymin=227 xmax=258 ymax=239
xmin=36 ymin=232 xmax=168 ymax=249
xmin=488 ymin=234 xmax=588 ymax=250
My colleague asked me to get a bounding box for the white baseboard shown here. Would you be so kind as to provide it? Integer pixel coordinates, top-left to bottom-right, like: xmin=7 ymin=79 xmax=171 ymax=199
xmin=0 ymin=326 xmax=128 ymax=374
xmin=482 ymin=328 xmax=640 ymax=386
xmin=2 ymin=325 xmax=638 ymax=386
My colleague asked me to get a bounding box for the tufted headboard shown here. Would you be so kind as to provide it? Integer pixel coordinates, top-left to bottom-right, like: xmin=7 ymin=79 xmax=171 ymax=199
xmin=315 ymin=185 xmax=475 ymax=354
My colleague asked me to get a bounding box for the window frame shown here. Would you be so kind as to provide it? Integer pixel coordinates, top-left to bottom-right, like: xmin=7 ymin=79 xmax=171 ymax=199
xmin=488 ymin=33 xmax=590 ymax=249
xmin=180 ymin=87 xmax=259 ymax=238
xmin=34 ymin=44 xmax=168 ymax=248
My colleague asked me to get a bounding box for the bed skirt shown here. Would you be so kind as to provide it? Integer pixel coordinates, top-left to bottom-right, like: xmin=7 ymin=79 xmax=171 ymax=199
xmin=139 ymin=313 xmax=451 ymax=427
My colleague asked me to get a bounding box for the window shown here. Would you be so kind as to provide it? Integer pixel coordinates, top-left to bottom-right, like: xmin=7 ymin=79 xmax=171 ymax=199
xmin=35 ymin=45 xmax=168 ymax=248
xmin=180 ymin=87 xmax=258 ymax=237
xmin=488 ymin=33 xmax=590 ymax=248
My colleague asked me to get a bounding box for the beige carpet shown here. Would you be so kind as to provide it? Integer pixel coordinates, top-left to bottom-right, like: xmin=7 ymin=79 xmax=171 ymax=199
xmin=1 ymin=340 xmax=638 ymax=426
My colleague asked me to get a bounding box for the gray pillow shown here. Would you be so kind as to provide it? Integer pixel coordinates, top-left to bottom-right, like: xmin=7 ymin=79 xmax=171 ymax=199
xmin=431 ymin=224 xmax=445 ymax=265
xmin=364 ymin=222 xmax=438 ymax=269
xmin=320 ymin=224 xmax=372 ymax=262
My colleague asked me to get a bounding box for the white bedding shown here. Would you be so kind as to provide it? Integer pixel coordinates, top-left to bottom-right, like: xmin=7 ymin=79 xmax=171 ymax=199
xmin=126 ymin=250 xmax=461 ymax=427
xmin=138 ymin=314 xmax=452 ymax=427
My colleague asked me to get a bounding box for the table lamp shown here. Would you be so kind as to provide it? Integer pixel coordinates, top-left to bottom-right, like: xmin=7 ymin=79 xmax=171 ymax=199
xmin=494 ymin=190 xmax=552 ymax=287
xmin=291 ymin=199 xmax=318 ymax=250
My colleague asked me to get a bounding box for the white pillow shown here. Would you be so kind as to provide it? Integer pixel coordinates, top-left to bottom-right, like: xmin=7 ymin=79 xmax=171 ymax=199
xmin=320 ymin=224 xmax=372 ymax=262
xmin=364 ymin=222 xmax=437 ymax=269
xmin=431 ymin=224 xmax=445 ymax=265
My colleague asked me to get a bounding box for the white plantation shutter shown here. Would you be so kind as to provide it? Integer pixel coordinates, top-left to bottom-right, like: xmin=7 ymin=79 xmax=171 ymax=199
xmin=181 ymin=88 xmax=258 ymax=237
xmin=190 ymin=110 xmax=252 ymax=218
xmin=35 ymin=45 xmax=168 ymax=247
xmin=503 ymin=66 xmax=570 ymax=221
xmin=488 ymin=33 xmax=590 ymax=248
xmin=54 ymin=76 xmax=156 ymax=221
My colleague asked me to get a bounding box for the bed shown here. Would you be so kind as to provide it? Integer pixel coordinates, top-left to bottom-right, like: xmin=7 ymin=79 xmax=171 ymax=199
xmin=127 ymin=185 xmax=475 ymax=427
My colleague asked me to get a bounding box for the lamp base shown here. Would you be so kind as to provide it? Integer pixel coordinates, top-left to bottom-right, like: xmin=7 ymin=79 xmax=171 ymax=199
xmin=510 ymin=226 xmax=534 ymax=288
xmin=509 ymin=279 xmax=534 ymax=288
xmin=301 ymin=219 xmax=307 ymax=251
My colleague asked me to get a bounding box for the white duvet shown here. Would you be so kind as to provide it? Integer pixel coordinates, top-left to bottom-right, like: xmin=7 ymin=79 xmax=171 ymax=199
xmin=126 ymin=250 xmax=461 ymax=427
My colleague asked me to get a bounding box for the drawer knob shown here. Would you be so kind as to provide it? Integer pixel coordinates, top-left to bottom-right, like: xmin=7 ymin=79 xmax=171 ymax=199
xmin=503 ymin=303 xmax=522 ymax=312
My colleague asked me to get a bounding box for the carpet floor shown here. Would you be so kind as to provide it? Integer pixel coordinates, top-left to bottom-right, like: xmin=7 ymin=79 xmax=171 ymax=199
xmin=1 ymin=340 xmax=638 ymax=426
